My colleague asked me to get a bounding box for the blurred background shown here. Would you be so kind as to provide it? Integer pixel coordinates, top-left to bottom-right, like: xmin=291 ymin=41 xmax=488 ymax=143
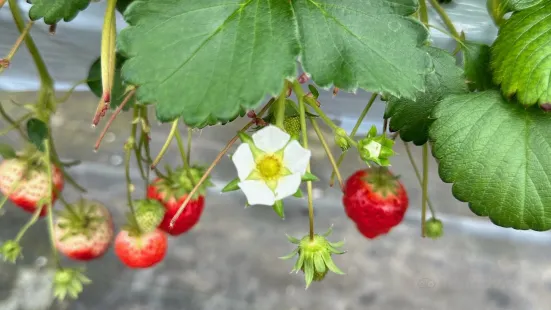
xmin=2 ymin=1 xmax=551 ymax=309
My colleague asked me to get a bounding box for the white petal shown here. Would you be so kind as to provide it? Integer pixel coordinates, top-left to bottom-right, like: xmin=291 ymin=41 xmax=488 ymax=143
xmin=274 ymin=173 xmax=301 ymax=200
xmin=252 ymin=125 xmax=290 ymax=153
xmin=238 ymin=180 xmax=276 ymax=206
xmin=232 ymin=143 xmax=255 ymax=181
xmin=283 ymin=140 xmax=311 ymax=175
xmin=364 ymin=141 xmax=382 ymax=158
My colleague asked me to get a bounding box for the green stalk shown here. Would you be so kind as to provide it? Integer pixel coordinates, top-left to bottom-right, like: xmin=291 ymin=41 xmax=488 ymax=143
xmin=330 ymin=93 xmax=378 ymax=186
xmin=293 ymin=80 xmax=315 ymax=241
xmin=131 ymin=107 xmax=146 ymax=180
xmin=428 ymin=0 xmax=460 ymax=38
xmin=43 ymin=139 xmax=61 ymax=268
xmin=174 ymin=129 xmax=190 ymax=170
xmin=275 ymin=82 xmax=288 ymax=130
xmin=0 ymin=112 xmax=31 ymax=136
xmin=186 ymin=128 xmax=192 ymax=166
xmin=151 ymin=119 xmax=179 ymax=169
xmin=403 ymin=142 xmax=436 ymax=217
xmin=419 ymin=0 xmax=429 ymax=24
xmin=124 ymin=138 xmax=140 ymax=233
xmin=8 ymin=0 xmax=53 ymax=87
xmin=421 ymin=143 xmax=429 ymax=237
xmin=0 ymin=103 xmax=28 ymax=140
xmin=308 ymin=115 xmax=344 ymax=190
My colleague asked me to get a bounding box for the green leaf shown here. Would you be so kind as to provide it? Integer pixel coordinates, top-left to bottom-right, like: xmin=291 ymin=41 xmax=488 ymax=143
xmin=491 ymin=1 xmax=551 ymax=107
xmin=116 ymin=0 xmax=135 ymax=14
xmin=0 ymin=144 xmax=16 ymax=159
xmin=87 ymin=53 xmax=135 ymax=110
xmin=26 ymin=118 xmax=48 ymax=152
xmin=292 ymin=0 xmax=432 ymax=100
xmin=385 ymin=47 xmax=467 ymax=145
xmin=429 ymin=90 xmax=551 ymax=231
xmin=462 ymin=41 xmax=494 ymax=91
xmin=487 ymin=0 xmax=543 ymax=25
xmin=308 ymin=85 xmax=319 ymax=99
xmin=117 ymin=0 xmax=300 ymax=127
xmin=28 ymin=0 xmax=90 ymax=24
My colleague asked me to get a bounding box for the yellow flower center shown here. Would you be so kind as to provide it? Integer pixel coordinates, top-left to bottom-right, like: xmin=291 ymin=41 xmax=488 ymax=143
xmin=256 ymin=155 xmax=282 ymax=180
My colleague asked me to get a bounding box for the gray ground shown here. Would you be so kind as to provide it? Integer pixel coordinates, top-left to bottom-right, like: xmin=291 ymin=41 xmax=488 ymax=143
xmin=1 ymin=92 xmax=551 ymax=310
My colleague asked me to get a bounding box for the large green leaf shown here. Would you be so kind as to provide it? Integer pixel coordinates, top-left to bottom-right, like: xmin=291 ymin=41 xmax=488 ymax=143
xmin=429 ymin=90 xmax=551 ymax=231
xmin=117 ymin=0 xmax=300 ymax=127
xmin=87 ymin=53 xmax=135 ymax=110
xmin=28 ymin=0 xmax=90 ymax=24
xmin=384 ymin=47 xmax=467 ymax=145
xmin=292 ymin=0 xmax=432 ymax=100
xmin=462 ymin=41 xmax=494 ymax=91
xmin=491 ymin=1 xmax=551 ymax=107
xmin=116 ymin=0 xmax=134 ymax=14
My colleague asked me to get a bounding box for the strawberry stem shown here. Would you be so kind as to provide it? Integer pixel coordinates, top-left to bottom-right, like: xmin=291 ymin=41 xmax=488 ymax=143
xmin=0 ymin=103 xmax=28 ymax=140
xmin=43 ymin=139 xmax=62 ymax=268
xmin=15 ymin=198 xmax=45 ymax=242
xmin=186 ymin=128 xmax=193 ymax=167
xmin=174 ymin=127 xmax=190 ymax=171
xmin=0 ymin=20 xmax=33 ymax=75
xmin=428 ymin=0 xmax=459 ymax=38
xmin=48 ymin=136 xmax=86 ymax=193
xmin=132 ymin=106 xmax=147 ymax=180
xmin=330 ymin=93 xmax=377 ymax=187
xmin=124 ymin=138 xmax=141 ymax=234
xmin=94 ymin=88 xmax=136 ymax=151
xmin=403 ymin=142 xmax=436 ymax=217
xmin=292 ymin=79 xmax=315 ymax=241
xmin=169 ymin=97 xmax=275 ymax=228
xmin=151 ymin=119 xmax=178 ymax=169
xmin=308 ymin=113 xmax=344 ymax=190
xmin=421 ymin=143 xmax=429 ymax=238
xmin=418 ymin=0 xmax=429 ymax=25
xmin=275 ymin=81 xmax=289 ymax=130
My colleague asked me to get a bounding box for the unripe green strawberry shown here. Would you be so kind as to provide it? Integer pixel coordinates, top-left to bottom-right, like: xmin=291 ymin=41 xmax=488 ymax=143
xmin=134 ymin=199 xmax=166 ymax=233
xmin=283 ymin=116 xmax=301 ymax=139
xmin=424 ymin=218 xmax=444 ymax=239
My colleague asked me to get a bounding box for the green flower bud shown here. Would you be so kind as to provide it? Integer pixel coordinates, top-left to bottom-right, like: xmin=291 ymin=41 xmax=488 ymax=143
xmin=334 ymin=127 xmax=350 ymax=151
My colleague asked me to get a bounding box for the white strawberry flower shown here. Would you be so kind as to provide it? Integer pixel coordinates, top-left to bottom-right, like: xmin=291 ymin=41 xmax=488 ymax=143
xmin=232 ymin=125 xmax=311 ymax=206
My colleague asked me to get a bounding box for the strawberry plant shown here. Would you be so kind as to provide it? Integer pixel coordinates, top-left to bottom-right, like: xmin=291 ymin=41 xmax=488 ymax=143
xmin=0 ymin=0 xmax=549 ymax=303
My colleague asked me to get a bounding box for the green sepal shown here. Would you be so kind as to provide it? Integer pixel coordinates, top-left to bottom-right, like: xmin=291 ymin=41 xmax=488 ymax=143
xmin=293 ymin=188 xmax=303 ymax=198
xmin=272 ymin=200 xmax=285 ymax=219
xmin=238 ymin=131 xmax=254 ymax=144
xmin=53 ymin=268 xmax=91 ymax=301
xmin=222 ymin=177 xmax=240 ymax=193
xmin=308 ymin=84 xmax=319 ymax=99
xmin=301 ymin=172 xmax=319 ymax=182
xmin=0 ymin=240 xmax=22 ymax=264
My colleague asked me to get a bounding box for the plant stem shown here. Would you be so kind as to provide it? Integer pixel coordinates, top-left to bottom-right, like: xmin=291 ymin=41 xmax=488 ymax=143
xmin=428 ymin=0 xmax=459 ymax=38
xmin=0 ymin=112 xmax=31 ymax=136
xmin=43 ymin=139 xmax=61 ymax=268
xmin=48 ymin=137 xmax=87 ymax=193
xmin=186 ymin=128 xmax=192 ymax=166
xmin=421 ymin=143 xmax=429 ymax=237
xmin=8 ymin=0 xmax=53 ymax=87
xmin=15 ymin=202 xmax=44 ymax=242
xmin=131 ymin=107 xmax=146 ymax=180
xmin=330 ymin=93 xmax=378 ymax=186
xmin=275 ymin=82 xmax=288 ymax=130
xmin=140 ymin=106 xmax=163 ymax=179
xmin=418 ymin=0 xmax=429 ymax=24
xmin=56 ymin=79 xmax=90 ymax=104
xmin=124 ymin=139 xmax=139 ymax=233
xmin=295 ymin=81 xmax=315 ymax=241
xmin=169 ymin=98 xmax=275 ymax=228
xmin=0 ymin=20 xmax=33 ymax=74
xmin=94 ymin=88 xmax=136 ymax=151
xmin=304 ymin=98 xmax=338 ymax=131
xmin=308 ymin=115 xmax=344 ymax=190
xmin=151 ymin=119 xmax=179 ymax=169
xmin=0 ymin=103 xmax=28 ymax=139
xmin=174 ymin=128 xmax=189 ymax=170
xmin=403 ymin=142 xmax=436 ymax=217
xmin=427 ymin=24 xmax=465 ymax=48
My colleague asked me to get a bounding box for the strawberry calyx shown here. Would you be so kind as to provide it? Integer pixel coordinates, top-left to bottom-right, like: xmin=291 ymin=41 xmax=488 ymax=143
xmin=133 ymin=199 xmax=166 ymax=233
xmin=56 ymin=199 xmax=108 ymax=242
xmin=153 ymin=165 xmax=212 ymax=202
xmin=280 ymin=226 xmax=346 ymax=289
xmin=53 ymin=267 xmax=91 ymax=300
xmin=361 ymin=166 xmax=402 ymax=197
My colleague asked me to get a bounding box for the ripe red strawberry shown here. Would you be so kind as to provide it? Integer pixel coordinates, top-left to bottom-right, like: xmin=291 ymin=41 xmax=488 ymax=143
xmin=147 ymin=165 xmax=212 ymax=236
xmin=343 ymin=167 xmax=409 ymax=239
xmin=114 ymin=228 xmax=167 ymax=268
xmin=54 ymin=199 xmax=113 ymax=261
xmin=0 ymin=158 xmax=64 ymax=216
